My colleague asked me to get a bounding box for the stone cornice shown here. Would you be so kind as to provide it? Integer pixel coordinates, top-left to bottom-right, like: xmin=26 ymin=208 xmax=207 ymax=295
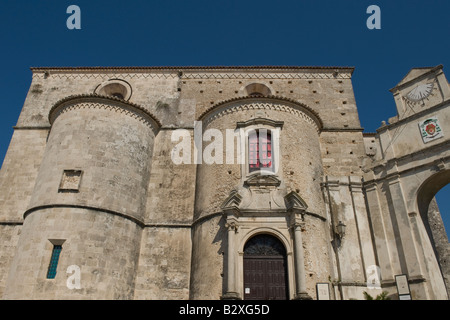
xmin=13 ymin=126 xmax=51 ymax=130
xmin=23 ymin=204 xmax=192 ymax=229
xmin=236 ymin=118 xmax=284 ymax=129
xmin=366 ymin=139 xmax=449 ymax=171
xmin=390 ymin=64 xmax=443 ymax=92
xmin=31 ymin=65 xmax=355 ymax=72
xmin=48 ymin=94 xmax=162 ymax=133
xmin=375 ymin=99 xmax=449 ymax=133
xmin=31 ymin=66 xmax=354 ymax=80
xmin=198 ymin=95 xmax=323 ymax=131
xmin=363 ymin=151 xmax=450 ymax=185
xmin=0 ymin=220 xmax=23 ymax=226
xmin=24 ymin=204 xmax=145 ymax=228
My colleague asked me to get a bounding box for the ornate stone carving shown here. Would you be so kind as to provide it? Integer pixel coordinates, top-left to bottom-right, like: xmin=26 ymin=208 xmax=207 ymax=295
xmin=284 ymin=191 xmax=308 ymax=212
xmin=183 ymin=72 xmax=352 ymax=80
xmin=199 ymin=96 xmax=323 ymax=132
xmin=31 ymin=68 xmax=353 ymax=81
xmin=243 ymin=234 xmax=286 ymax=256
xmin=48 ymin=94 xmax=161 ymax=134
xmin=236 ymin=118 xmax=284 ymax=129
xmin=225 ymin=221 xmax=239 ymax=233
xmin=244 ymin=174 xmax=281 ymax=188
xmin=221 ymin=189 xmax=242 ymax=213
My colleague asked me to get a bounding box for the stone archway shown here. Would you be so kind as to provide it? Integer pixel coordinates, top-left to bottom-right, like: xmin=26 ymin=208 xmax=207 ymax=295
xmin=417 ymin=169 xmax=450 ymax=296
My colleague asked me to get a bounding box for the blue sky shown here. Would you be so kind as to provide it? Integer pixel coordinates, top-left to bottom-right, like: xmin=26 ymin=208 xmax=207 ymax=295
xmin=0 ymin=0 xmax=449 ymax=231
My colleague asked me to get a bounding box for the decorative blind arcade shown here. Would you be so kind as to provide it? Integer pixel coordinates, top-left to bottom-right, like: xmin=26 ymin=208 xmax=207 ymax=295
xmin=249 ymin=129 xmax=273 ymax=173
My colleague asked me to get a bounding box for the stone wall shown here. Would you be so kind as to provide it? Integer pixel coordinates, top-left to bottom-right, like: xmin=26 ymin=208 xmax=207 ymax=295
xmin=3 ymin=207 xmax=141 ymax=299
xmin=1 ymin=66 xmax=446 ymax=300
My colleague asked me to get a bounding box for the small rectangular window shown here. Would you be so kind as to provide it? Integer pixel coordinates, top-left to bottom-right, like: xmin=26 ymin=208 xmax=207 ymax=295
xmin=47 ymin=245 xmax=62 ymax=279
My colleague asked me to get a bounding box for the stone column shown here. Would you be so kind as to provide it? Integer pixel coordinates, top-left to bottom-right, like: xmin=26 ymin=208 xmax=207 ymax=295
xmin=222 ymin=220 xmax=240 ymax=300
xmin=387 ymin=175 xmax=425 ymax=279
xmin=291 ymin=219 xmax=311 ymax=300
xmin=363 ymin=181 xmax=399 ymax=281
xmin=349 ymin=177 xmax=377 ymax=283
xmin=284 ymin=191 xmax=312 ymax=300
xmin=220 ymin=190 xmax=242 ymax=300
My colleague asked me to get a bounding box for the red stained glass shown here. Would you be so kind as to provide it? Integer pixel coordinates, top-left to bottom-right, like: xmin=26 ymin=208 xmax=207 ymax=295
xmin=249 ymin=130 xmax=273 ymax=172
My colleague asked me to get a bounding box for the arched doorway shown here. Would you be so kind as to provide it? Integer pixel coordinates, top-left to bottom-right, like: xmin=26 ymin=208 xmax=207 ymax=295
xmin=243 ymin=234 xmax=289 ymax=300
xmin=417 ymin=169 xmax=450 ymax=297
xmin=435 ymin=184 xmax=450 ymax=238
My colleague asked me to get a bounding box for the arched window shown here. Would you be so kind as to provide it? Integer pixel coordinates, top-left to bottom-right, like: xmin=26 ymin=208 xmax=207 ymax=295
xmin=95 ymin=79 xmax=132 ymax=101
xmin=245 ymin=83 xmax=272 ymax=97
xmin=236 ymin=117 xmax=283 ymax=177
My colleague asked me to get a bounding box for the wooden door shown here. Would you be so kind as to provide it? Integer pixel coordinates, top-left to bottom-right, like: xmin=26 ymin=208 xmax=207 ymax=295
xmin=243 ymin=235 xmax=288 ymax=300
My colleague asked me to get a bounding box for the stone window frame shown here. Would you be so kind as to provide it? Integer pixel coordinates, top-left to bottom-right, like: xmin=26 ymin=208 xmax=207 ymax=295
xmin=248 ymin=129 xmax=273 ymax=173
xmin=236 ymin=118 xmax=283 ymax=180
xmin=244 ymin=83 xmax=272 ymax=97
xmin=46 ymin=239 xmax=66 ymax=279
xmin=94 ymin=79 xmax=133 ymax=101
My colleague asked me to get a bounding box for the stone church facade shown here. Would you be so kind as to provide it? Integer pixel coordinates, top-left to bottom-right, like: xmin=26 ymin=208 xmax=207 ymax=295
xmin=0 ymin=65 xmax=448 ymax=300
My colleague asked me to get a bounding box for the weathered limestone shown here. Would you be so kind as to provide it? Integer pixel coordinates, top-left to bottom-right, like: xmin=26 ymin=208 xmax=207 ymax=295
xmin=3 ymin=94 xmax=160 ymax=299
xmin=0 ymin=65 xmax=448 ymax=300
xmin=363 ymin=65 xmax=450 ymax=300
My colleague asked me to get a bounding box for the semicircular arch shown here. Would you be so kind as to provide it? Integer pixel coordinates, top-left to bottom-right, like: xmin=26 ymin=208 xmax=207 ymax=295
xmin=239 ymin=227 xmax=292 ymax=256
xmin=416 ymin=169 xmax=450 ymax=218
xmin=197 ymin=96 xmax=323 ymax=132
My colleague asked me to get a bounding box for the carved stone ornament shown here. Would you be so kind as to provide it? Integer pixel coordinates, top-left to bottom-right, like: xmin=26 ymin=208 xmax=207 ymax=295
xmin=236 ymin=118 xmax=284 ymax=129
xmin=221 ymin=189 xmax=242 ymax=212
xmin=244 ymin=174 xmax=281 ymax=188
xmin=284 ymin=191 xmax=308 ymax=212
xmin=225 ymin=221 xmax=239 ymax=232
xmin=243 ymin=234 xmax=286 ymax=256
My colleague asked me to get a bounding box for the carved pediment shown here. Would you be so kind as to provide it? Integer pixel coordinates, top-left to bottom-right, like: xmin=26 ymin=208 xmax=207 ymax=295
xmin=221 ymin=189 xmax=243 ymax=211
xmin=284 ymin=191 xmax=308 ymax=212
xmin=236 ymin=117 xmax=284 ymax=129
xmin=244 ymin=174 xmax=281 ymax=187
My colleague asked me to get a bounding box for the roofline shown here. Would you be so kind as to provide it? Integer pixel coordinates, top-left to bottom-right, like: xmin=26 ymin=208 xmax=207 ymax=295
xmin=389 ymin=64 xmax=443 ymax=92
xmin=30 ymin=65 xmax=355 ymax=73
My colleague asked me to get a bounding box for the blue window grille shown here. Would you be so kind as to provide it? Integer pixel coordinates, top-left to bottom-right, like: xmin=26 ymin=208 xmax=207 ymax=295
xmin=47 ymin=245 xmax=62 ymax=279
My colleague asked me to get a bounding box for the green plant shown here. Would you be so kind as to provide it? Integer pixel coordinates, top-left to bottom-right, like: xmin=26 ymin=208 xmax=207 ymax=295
xmin=363 ymin=291 xmax=391 ymax=300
